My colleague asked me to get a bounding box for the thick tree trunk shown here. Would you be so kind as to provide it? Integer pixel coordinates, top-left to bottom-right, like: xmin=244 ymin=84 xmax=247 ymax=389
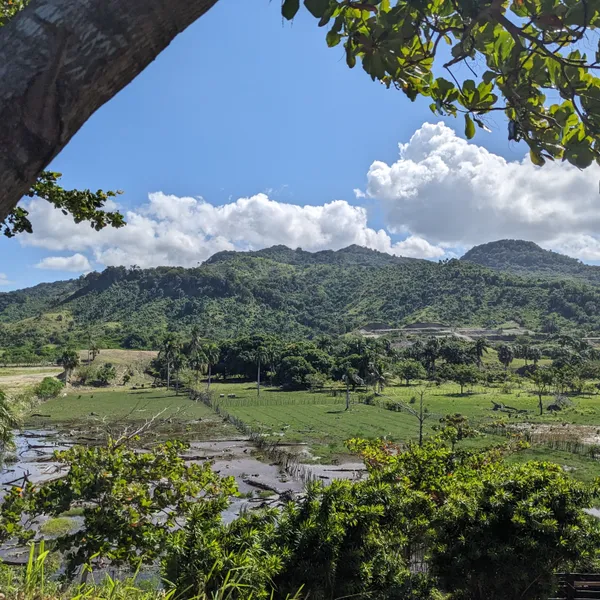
xmin=0 ymin=0 xmax=219 ymax=217
xmin=207 ymin=364 xmax=212 ymax=391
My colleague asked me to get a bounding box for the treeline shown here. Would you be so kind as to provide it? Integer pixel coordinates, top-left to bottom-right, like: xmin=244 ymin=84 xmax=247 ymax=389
xmin=149 ymin=330 xmax=600 ymax=401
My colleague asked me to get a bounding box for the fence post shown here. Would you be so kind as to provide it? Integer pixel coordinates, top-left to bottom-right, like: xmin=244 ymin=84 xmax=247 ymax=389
xmin=566 ymin=574 xmax=575 ymax=600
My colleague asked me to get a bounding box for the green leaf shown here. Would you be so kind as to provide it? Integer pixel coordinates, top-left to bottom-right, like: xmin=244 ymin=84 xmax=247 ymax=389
xmin=304 ymin=0 xmax=330 ymax=18
xmin=346 ymin=43 xmax=356 ymax=68
xmin=326 ymin=30 xmax=341 ymax=47
xmin=464 ymin=114 xmax=476 ymax=139
xmin=282 ymin=0 xmax=300 ymax=20
xmin=529 ymin=149 xmax=546 ymax=166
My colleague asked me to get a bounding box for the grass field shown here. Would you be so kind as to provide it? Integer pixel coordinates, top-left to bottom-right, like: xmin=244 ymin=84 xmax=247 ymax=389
xmin=203 ymin=381 xmax=600 ymax=479
xmin=481 ymin=347 xmax=552 ymax=369
xmin=0 ymin=366 xmax=63 ymax=394
xmin=26 ymin=387 xmax=237 ymax=440
xmin=18 ymin=374 xmax=600 ymax=481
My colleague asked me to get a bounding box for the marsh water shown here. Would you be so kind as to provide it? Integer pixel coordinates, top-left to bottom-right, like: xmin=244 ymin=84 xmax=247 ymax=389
xmin=0 ymin=429 xmax=366 ymax=566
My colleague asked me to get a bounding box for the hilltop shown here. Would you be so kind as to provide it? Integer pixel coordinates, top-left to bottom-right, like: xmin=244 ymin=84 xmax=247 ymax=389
xmin=461 ymin=239 xmax=600 ymax=283
xmin=1 ymin=244 xmax=599 ymax=350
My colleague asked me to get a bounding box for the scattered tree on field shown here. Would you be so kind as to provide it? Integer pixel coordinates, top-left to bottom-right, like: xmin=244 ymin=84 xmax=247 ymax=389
xmin=395 ymin=359 xmax=426 ymax=386
xmin=529 ymin=367 xmax=555 ymax=416
xmin=202 ymin=342 xmax=220 ymax=391
xmin=497 ymin=344 xmax=514 ymax=371
xmin=96 ymin=363 xmax=117 ymax=386
xmin=473 ymin=338 xmax=489 ymax=368
xmin=33 ymin=377 xmax=64 ymax=400
xmin=59 ymin=348 xmax=80 ymax=383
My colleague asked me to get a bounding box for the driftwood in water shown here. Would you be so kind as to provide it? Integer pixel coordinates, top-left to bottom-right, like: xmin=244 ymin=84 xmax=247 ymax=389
xmin=242 ymin=478 xmax=281 ymax=495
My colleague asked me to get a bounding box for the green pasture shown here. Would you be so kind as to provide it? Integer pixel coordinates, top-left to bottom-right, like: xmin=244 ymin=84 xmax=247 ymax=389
xmin=213 ymin=379 xmax=600 ymax=427
xmin=206 ymin=381 xmax=600 ymax=479
xmin=21 ymin=379 xmax=600 ymax=481
xmin=25 ymin=387 xmax=236 ymax=440
xmin=481 ymin=347 xmax=552 ymax=369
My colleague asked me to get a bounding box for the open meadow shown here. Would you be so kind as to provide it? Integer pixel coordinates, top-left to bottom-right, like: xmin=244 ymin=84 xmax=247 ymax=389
xmin=194 ymin=380 xmax=600 ymax=480
xmin=4 ymin=346 xmax=600 ymax=481
xmin=25 ymin=387 xmax=237 ymax=441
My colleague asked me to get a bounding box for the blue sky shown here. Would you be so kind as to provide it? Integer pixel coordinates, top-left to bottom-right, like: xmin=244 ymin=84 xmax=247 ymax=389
xmin=2 ymin=0 xmax=600 ymax=291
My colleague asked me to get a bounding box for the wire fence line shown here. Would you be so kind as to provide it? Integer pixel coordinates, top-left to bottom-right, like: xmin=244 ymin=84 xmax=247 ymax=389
xmin=188 ymin=388 xmax=319 ymax=486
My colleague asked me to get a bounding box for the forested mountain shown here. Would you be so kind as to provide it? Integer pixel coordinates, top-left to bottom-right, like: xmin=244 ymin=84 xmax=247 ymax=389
xmin=461 ymin=240 xmax=600 ymax=282
xmin=1 ymin=244 xmax=600 ymax=351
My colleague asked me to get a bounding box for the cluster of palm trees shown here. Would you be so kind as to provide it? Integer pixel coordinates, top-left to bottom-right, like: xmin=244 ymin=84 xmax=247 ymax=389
xmin=156 ymin=328 xmax=220 ymax=394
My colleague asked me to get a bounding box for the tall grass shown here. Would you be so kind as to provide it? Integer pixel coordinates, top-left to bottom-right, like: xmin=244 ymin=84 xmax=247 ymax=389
xmin=0 ymin=544 xmax=303 ymax=600
xmin=485 ymin=424 xmax=600 ymax=460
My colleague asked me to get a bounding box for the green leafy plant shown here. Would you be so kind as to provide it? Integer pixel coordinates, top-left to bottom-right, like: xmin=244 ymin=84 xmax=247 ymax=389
xmin=33 ymin=377 xmax=65 ymax=401
xmin=284 ymin=0 xmax=600 ymax=168
xmin=0 ymin=439 xmax=237 ymax=580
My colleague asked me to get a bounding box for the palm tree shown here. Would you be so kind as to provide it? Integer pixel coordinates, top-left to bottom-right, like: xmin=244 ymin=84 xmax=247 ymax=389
xmin=333 ymin=359 xmax=365 ymax=411
xmin=172 ymin=350 xmax=187 ymax=395
xmin=254 ymin=345 xmax=268 ymax=397
xmin=202 ymin=342 xmax=220 ymax=391
xmin=188 ymin=346 xmax=206 ymax=384
xmin=342 ymin=368 xmax=364 ymax=410
xmin=315 ymin=335 xmax=334 ymax=354
xmin=59 ymin=348 xmax=80 ymax=383
xmin=90 ymin=341 xmax=100 ymax=363
xmin=189 ymin=325 xmax=202 ymax=355
xmin=473 ymin=338 xmax=489 ymax=368
xmin=159 ymin=334 xmax=181 ymax=390
xmin=367 ymin=360 xmax=389 ymax=393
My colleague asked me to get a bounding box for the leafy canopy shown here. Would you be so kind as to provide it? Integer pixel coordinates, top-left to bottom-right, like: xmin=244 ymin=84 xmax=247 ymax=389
xmin=285 ymin=0 xmax=600 ymax=168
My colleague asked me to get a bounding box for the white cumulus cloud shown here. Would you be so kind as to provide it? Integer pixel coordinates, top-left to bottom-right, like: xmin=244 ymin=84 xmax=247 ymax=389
xmin=36 ymin=253 xmax=92 ymax=272
xmin=361 ymin=121 xmax=600 ymax=260
xmin=20 ymin=193 xmax=447 ymax=268
xmin=0 ymin=273 xmax=12 ymax=286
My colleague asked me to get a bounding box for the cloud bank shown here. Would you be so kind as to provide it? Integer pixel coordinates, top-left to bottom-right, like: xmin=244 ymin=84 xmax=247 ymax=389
xmin=21 ymin=193 xmax=444 ymax=270
xmin=36 ymin=253 xmax=92 ymax=272
xmin=20 ymin=121 xmax=600 ymax=274
xmin=361 ymin=121 xmax=600 ymax=259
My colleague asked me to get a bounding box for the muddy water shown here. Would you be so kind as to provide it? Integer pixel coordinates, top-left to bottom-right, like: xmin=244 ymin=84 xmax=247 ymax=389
xmin=2 ymin=432 xmax=365 ymax=499
xmin=0 ymin=430 xmax=366 ymax=564
xmin=1 ymin=430 xmax=71 ymax=492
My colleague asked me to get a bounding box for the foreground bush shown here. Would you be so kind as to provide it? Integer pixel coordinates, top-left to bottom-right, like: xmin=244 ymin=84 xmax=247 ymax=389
xmin=1 ymin=430 xmax=599 ymax=599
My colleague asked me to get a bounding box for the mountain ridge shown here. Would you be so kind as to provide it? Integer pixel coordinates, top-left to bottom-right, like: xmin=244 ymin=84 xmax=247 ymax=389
xmin=1 ymin=241 xmax=599 ymax=351
xmin=460 ymin=239 xmax=600 ymax=283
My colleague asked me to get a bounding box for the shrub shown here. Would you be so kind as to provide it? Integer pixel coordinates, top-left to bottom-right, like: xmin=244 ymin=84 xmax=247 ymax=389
xmin=33 ymin=377 xmax=64 ymax=401
xmin=96 ymin=362 xmax=117 ymax=386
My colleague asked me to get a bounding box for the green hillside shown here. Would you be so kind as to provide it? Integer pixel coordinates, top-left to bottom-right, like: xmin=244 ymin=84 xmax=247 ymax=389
xmin=1 ymin=244 xmax=599 ymax=350
xmin=461 ymin=239 xmax=600 ymax=283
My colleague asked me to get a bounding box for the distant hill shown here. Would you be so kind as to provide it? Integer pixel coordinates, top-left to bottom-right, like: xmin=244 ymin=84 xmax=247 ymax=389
xmin=206 ymin=244 xmax=419 ymax=267
xmin=461 ymin=239 xmax=600 ymax=283
xmin=1 ymin=243 xmax=600 ymax=350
